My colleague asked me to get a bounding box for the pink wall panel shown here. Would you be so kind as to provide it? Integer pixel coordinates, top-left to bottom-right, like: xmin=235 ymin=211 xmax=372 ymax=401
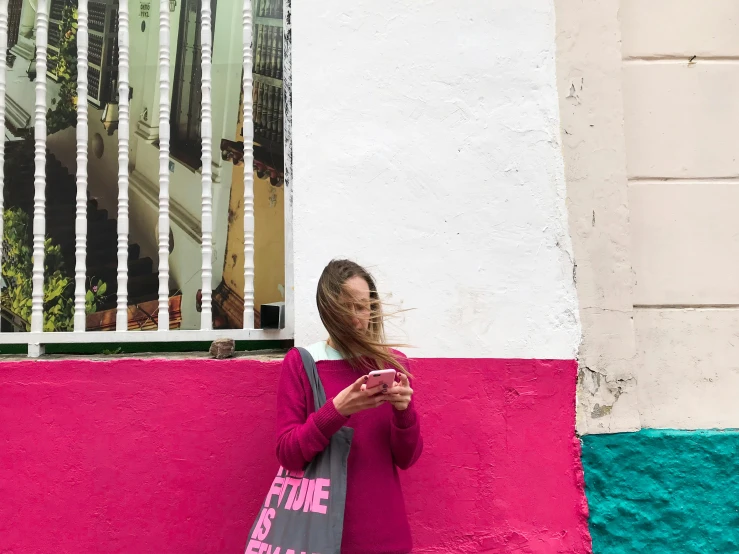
xmin=0 ymin=356 xmax=590 ymax=553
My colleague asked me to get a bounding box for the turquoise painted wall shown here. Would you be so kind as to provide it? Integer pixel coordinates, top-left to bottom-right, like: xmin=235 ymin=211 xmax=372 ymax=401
xmin=581 ymin=430 xmax=739 ymax=554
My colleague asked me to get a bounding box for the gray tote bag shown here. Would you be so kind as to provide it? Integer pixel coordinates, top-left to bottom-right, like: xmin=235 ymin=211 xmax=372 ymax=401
xmin=246 ymin=348 xmax=353 ymax=554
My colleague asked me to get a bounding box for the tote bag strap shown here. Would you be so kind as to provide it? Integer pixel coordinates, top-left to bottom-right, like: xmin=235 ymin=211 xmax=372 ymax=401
xmin=296 ymin=347 xmax=327 ymax=411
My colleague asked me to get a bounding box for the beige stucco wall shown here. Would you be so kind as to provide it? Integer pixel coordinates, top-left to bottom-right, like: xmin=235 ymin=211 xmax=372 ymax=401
xmin=553 ymin=0 xmax=639 ymax=434
xmin=556 ymin=0 xmax=739 ymax=432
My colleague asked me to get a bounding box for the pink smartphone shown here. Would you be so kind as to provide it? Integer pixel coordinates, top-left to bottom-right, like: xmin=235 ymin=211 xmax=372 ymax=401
xmin=365 ymin=369 xmax=396 ymax=390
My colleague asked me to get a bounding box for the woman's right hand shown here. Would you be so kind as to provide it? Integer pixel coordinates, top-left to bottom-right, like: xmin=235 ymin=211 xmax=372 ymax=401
xmin=333 ymin=375 xmax=387 ymax=417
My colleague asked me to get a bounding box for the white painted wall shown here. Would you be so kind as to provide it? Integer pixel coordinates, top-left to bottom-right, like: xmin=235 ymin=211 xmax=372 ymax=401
xmin=291 ymin=0 xmax=580 ymax=359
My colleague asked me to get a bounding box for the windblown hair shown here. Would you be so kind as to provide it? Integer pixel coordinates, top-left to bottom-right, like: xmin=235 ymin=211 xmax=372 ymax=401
xmin=316 ymin=259 xmax=410 ymax=376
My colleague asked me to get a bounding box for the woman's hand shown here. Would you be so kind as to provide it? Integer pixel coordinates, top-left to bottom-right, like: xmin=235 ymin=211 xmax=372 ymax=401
xmin=386 ymin=373 xmax=413 ymax=411
xmin=333 ymin=375 xmax=388 ymax=417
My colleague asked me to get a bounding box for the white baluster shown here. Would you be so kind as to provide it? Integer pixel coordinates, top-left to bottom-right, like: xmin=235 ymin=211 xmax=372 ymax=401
xmin=31 ymin=0 xmax=49 ymax=336
xmin=117 ymin=0 xmax=130 ymax=331
xmin=200 ymin=0 xmax=213 ymax=331
xmin=242 ymin=0 xmax=254 ymax=328
xmin=74 ymin=0 xmax=89 ymax=332
xmin=0 ymin=0 xmax=7 ymax=336
xmin=158 ymin=0 xmax=170 ymax=331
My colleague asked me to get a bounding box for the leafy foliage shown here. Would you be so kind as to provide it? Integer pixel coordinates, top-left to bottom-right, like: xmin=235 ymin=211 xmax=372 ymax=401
xmin=85 ymin=278 xmax=107 ymax=315
xmin=2 ymin=208 xmax=111 ymax=331
xmin=47 ymin=2 xmax=79 ymax=134
xmin=2 ymin=208 xmax=74 ymax=331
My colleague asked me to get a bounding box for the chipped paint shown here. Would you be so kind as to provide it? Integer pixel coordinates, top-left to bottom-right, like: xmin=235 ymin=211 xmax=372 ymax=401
xmin=554 ymin=0 xmax=641 ymax=435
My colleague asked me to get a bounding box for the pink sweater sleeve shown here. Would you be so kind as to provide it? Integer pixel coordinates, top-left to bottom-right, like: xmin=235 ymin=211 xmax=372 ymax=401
xmin=389 ymin=354 xmax=423 ymax=470
xmin=274 ymin=348 xmax=349 ymax=472
xmin=390 ymin=401 xmax=423 ymax=469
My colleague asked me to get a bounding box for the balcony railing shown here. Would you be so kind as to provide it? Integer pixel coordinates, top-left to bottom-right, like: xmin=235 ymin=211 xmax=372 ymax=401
xmin=0 ymin=0 xmax=292 ymax=356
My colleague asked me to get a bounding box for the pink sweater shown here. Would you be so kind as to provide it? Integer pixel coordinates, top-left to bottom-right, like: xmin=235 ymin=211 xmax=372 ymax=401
xmin=275 ymin=347 xmax=423 ymax=554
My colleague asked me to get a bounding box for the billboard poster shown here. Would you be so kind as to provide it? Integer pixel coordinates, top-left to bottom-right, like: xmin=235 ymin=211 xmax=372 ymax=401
xmin=1 ymin=0 xmax=285 ymax=333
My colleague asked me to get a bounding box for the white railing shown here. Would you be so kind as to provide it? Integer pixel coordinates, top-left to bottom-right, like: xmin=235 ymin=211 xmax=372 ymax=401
xmin=0 ymin=0 xmax=292 ymax=355
xmin=242 ymin=0 xmax=255 ymax=328
xmin=157 ymin=0 xmax=171 ymax=332
xmin=201 ymin=0 xmax=214 ymax=332
xmin=75 ymin=0 xmax=89 ymax=333
xmin=31 ymin=0 xmax=48 ymax=341
xmin=117 ymin=0 xmax=130 ymax=332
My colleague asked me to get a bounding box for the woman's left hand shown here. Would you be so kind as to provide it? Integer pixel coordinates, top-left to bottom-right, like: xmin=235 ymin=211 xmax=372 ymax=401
xmin=386 ymin=373 xmax=413 ymax=411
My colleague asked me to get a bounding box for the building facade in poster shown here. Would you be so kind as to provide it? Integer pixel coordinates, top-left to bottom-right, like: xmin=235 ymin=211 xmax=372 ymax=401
xmin=2 ymin=0 xmax=285 ymax=333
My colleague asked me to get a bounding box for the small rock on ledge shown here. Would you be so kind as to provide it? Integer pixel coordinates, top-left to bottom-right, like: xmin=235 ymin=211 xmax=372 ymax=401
xmin=209 ymin=338 xmax=235 ymax=359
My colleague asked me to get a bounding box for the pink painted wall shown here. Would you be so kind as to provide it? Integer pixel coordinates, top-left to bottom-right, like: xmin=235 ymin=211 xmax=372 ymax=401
xmin=0 ymin=357 xmax=591 ymax=553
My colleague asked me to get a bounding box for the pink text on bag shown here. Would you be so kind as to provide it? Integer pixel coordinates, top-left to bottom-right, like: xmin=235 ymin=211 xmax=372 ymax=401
xmin=246 ymin=468 xmax=330 ymax=554
xmin=245 ymin=541 xmax=320 ymax=554
xmin=263 ymin=467 xmax=331 ymax=514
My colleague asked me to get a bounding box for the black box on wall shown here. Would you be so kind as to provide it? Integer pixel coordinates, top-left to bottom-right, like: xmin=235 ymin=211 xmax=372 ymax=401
xmin=260 ymin=302 xmax=285 ymax=329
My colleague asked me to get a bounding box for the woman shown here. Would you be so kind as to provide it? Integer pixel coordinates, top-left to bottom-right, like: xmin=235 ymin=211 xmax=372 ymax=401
xmin=275 ymin=259 xmax=423 ymax=554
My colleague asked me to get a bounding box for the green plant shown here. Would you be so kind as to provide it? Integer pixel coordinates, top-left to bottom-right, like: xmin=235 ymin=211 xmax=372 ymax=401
xmin=2 ymin=208 xmax=74 ymax=331
xmin=47 ymin=2 xmax=78 ymax=134
xmin=101 ymin=347 xmax=123 ymax=355
xmin=43 ymin=240 xmax=75 ymax=331
xmin=85 ymin=278 xmax=107 ymax=314
xmin=2 ymin=208 xmax=34 ymax=322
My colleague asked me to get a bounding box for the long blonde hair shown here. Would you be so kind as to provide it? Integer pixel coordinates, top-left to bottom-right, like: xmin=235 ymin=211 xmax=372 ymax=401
xmin=316 ymin=259 xmax=410 ymax=376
